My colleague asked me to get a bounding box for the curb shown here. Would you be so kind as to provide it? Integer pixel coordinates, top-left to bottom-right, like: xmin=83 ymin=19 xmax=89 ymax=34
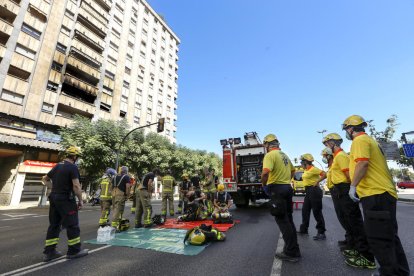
xmin=398 ymin=197 xmax=414 ymax=203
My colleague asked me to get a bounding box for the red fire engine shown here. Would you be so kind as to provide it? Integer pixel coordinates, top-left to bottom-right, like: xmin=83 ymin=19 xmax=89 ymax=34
xmin=221 ymin=132 xmax=268 ymax=207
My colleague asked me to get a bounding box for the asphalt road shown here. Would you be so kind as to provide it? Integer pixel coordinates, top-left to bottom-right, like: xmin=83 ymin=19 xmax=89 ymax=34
xmin=0 ymin=197 xmax=413 ymax=276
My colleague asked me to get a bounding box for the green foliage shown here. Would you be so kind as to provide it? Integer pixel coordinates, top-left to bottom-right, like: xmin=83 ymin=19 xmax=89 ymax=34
xmin=389 ymin=168 xmax=414 ymax=182
xmin=59 ymin=116 xmax=222 ymax=183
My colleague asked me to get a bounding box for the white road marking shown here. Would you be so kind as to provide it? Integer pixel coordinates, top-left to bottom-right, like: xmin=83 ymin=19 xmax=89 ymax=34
xmin=2 ymin=213 xmax=36 ymax=218
xmin=270 ymin=233 xmax=284 ymax=276
xmin=0 ymin=226 xmax=11 ymax=229
xmin=32 ymin=215 xmax=48 ymax=218
xmin=2 ymin=245 xmax=112 ymax=276
xmin=1 ymin=218 xmax=24 ymax=221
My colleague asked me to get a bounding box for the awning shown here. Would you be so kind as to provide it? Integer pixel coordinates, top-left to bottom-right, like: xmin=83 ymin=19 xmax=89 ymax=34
xmin=0 ymin=133 xmax=61 ymax=151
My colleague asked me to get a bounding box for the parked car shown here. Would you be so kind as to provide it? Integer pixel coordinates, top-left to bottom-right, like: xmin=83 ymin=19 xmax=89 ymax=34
xmin=397 ymin=181 xmax=414 ymax=189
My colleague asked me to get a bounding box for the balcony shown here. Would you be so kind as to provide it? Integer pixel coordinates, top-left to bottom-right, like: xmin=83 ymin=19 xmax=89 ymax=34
xmin=58 ymin=93 xmax=96 ymax=115
xmin=66 ymin=55 xmax=100 ymax=81
xmin=63 ymin=73 xmax=98 ymax=96
xmin=29 ymin=0 xmax=50 ymax=17
xmin=0 ymin=17 xmax=13 ymax=37
xmin=10 ymin=51 xmax=35 ymax=73
xmin=54 ymin=114 xmax=73 ymax=127
xmin=48 ymin=69 xmax=61 ymax=83
xmin=0 ymin=0 xmax=20 ymax=17
xmin=3 ymin=74 xmax=28 ymax=95
xmin=53 ymin=51 xmax=65 ymax=64
xmin=94 ymin=0 xmax=111 ymax=12
xmin=77 ymin=7 xmax=107 ymax=38
xmin=81 ymin=0 xmax=108 ymax=25
xmin=103 ymin=77 xmax=114 ymax=90
xmin=17 ymin=31 xmax=40 ymax=52
xmin=24 ymin=7 xmax=46 ymax=32
xmin=71 ymin=39 xmax=103 ymax=66
xmin=73 ymin=29 xmax=104 ymax=53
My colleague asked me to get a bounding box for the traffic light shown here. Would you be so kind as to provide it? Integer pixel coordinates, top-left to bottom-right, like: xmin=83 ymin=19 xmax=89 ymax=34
xmin=157 ymin=118 xmax=165 ymax=133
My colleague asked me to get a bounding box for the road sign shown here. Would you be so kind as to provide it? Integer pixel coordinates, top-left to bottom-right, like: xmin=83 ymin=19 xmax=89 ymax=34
xmin=379 ymin=141 xmax=400 ymax=160
xmin=402 ymin=144 xmax=414 ymax=158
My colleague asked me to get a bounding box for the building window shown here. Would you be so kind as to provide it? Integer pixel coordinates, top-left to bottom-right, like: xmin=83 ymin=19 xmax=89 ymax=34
xmin=123 ymin=81 xmax=130 ymax=89
xmin=149 ymin=82 xmax=153 ymax=89
xmin=61 ymin=26 xmax=70 ymax=36
xmin=148 ymin=95 xmax=153 ymax=102
xmin=114 ymin=15 xmax=123 ymax=26
xmin=137 ymin=88 xmax=142 ymax=95
xmin=105 ymin=70 xmax=115 ymax=80
xmin=21 ymin=24 xmax=41 ymax=40
xmin=100 ymin=102 xmax=111 ymax=112
xmin=138 ymin=75 xmax=144 ymax=82
xmin=157 ymin=100 xmax=162 ymax=107
xmin=142 ymin=29 xmax=148 ymax=36
xmin=110 ymin=41 xmax=119 ymax=50
xmin=1 ymin=90 xmax=24 ymax=105
xmin=147 ymin=108 xmax=152 ymax=115
xmin=134 ymin=116 xmax=140 ymax=124
xmin=158 ymin=89 xmax=163 ymax=96
xmin=143 ymin=18 xmax=148 ymax=25
xmin=51 ymin=61 xmax=62 ymax=72
xmin=56 ymin=43 xmax=67 ymax=54
xmin=108 ymin=55 xmax=117 ymax=65
xmin=47 ymin=81 xmax=58 ymax=92
xmin=41 ymin=103 xmax=53 ymax=113
xmin=167 ymin=105 xmax=171 ymax=112
xmin=145 ymin=8 xmax=149 ymax=14
xmin=125 ymin=67 xmax=131 ymax=75
xmin=65 ymin=9 xmax=75 ymax=19
xmin=103 ymin=86 xmax=113 ymax=95
xmin=15 ymin=44 xmax=36 ymax=59
xmin=135 ymin=102 xmax=141 ymax=109
xmin=112 ymin=29 xmax=120 ymax=38
xmin=140 ymin=51 xmax=146 ymax=58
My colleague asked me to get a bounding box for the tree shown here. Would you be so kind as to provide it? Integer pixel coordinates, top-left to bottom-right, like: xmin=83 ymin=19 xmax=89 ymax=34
xmin=59 ymin=116 xmax=222 ymax=189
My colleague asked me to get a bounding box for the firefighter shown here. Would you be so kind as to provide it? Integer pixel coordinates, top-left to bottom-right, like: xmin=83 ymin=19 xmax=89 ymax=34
xmin=98 ymin=168 xmax=116 ymax=226
xmin=212 ymin=183 xmax=232 ymax=223
xmin=297 ymin=153 xmax=327 ymax=241
xmin=111 ymin=166 xmax=131 ymax=230
xmin=261 ymin=134 xmax=300 ymax=263
xmin=177 ymin=173 xmax=192 ymax=214
xmin=191 ymin=171 xmax=201 ymax=192
xmin=323 ymin=132 xmax=376 ymax=269
xmin=203 ymin=169 xmax=216 ymax=215
xmin=161 ymin=169 xmax=177 ymax=217
xmin=135 ymin=169 xmax=161 ymax=228
xmin=130 ymin=177 xmax=137 ymax=214
xmin=178 ymin=189 xmax=208 ymax=221
xmin=342 ymin=115 xmax=409 ymax=275
xmin=41 ymin=146 xmax=88 ymax=261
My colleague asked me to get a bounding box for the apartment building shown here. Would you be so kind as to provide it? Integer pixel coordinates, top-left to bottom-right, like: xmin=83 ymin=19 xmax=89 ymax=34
xmin=0 ymin=0 xmax=180 ymax=206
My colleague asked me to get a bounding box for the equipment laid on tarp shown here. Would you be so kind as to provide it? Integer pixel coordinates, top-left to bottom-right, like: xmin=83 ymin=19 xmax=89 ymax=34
xmin=85 ymin=228 xmax=207 ymax=255
xmin=184 ymin=224 xmax=226 ymax=246
xmin=158 ymin=218 xmax=237 ymax=232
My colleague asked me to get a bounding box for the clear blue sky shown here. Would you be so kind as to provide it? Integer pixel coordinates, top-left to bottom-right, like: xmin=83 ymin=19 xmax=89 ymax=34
xmin=148 ymin=0 xmax=414 ymax=166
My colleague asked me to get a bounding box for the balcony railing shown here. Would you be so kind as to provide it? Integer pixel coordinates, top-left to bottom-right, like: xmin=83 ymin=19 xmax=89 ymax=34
xmin=66 ymin=55 xmax=100 ymax=80
xmin=10 ymin=51 xmax=35 ymax=73
xmin=74 ymin=29 xmax=104 ymax=53
xmin=54 ymin=115 xmax=73 ymax=127
xmin=17 ymin=31 xmax=40 ymax=52
xmin=81 ymin=0 xmax=108 ymax=25
xmin=70 ymin=46 xmax=101 ymax=69
xmin=29 ymin=0 xmax=50 ymax=16
xmin=53 ymin=51 xmax=65 ymax=65
xmin=0 ymin=17 xmax=13 ymax=36
xmin=3 ymin=74 xmax=29 ymax=95
xmin=77 ymin=7 xmax=107 ymax=38
xmin=0 ymin=0 xmax=20 ymax=16
xmin=58 ymin=93 xmax=96 ymax=115
xmin=24 ymin=8 xmax=46 ymax=32
xmin=48 ymin=69 xmax=61 ymax=83
xmin=64 ymin=73 xmax=98 ymax=96
xmin=71 ymin=39 xmax=103 ymax=65
xmin=74 ymin=22 xmax=104 ymax=49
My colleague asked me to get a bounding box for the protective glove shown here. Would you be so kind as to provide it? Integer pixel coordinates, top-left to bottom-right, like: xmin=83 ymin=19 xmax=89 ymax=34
xmin=349 ymin=185 xmax=360 ymax=203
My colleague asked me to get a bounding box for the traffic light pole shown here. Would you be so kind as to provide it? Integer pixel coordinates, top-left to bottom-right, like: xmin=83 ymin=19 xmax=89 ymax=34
xmin=114 ymin=120 xmax=162 ymax=172
xmin=401 ymin=131 xmax=414 ymax=170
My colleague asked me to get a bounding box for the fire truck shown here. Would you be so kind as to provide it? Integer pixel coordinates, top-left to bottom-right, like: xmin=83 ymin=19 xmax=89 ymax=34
xmin=221 ymin=132 xmax=268 ymax=208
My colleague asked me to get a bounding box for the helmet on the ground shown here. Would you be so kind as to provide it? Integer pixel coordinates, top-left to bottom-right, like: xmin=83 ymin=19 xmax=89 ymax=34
xmin=322 ymin=133 xmax=343 ymax=144
xmin=152 ymin=214 xmax=165 ymax=225
xmin=300 ymin=153 xmax=314 ymax=162
xmin=263 ymin=134 xmax=278 ymax=143
xmin=65 ymin=146 xmax=81 ymax=156
xmin=217 ymin=184 xmax=225 ymax=192
xmin=342 ymin=115 xmax=367 ymax=129
xmin=321 ymin=148 xmax=333 ymax=156
xmin=106 ymin=168 xmax=116 ymax=176
xmin=187 ymin=228 xmax=206 ymax=245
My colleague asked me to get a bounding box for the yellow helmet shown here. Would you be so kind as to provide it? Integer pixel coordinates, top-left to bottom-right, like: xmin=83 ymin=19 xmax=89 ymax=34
xmin=65 ymin=146 xmax=82 ymax=156
xmin=263 ymin=134 xmax=278 ymax=143
xmin=181 ymin=173 xmax=189 ymax=180
xmin=189 ymin=229 xmax=206 ymax=245
xmin=322 ymin=133 xmax=343 ymax=144
xmin=217 ymin=183 xmax=225 ymax=191
xmin=321 ymin=148 xmax=333 ymax=156
xmin=300 ymin=153 xmax=314 ymax=162
xmin=342 ymin=115 xmax=367 ymax=129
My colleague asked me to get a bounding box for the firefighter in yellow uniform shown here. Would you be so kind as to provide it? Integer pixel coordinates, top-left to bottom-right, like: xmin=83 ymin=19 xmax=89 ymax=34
xmin=98 ymin=168 xmax=116 ymax=226
xmin=261 ymin=134 xmax=300 ymax=262
xmin=323 ymin=133 xmax=375 ymax=269
xmin=298 ymin=154 xmax=327 ymax=240
xmin=342 ymin=115 xmax=409 ymax=275
xmin=111 ymin=166 xmax=131 ymax=230
xmin=177 ymin=173 xmax=192 ymax=214
xmin=135 ymin=169 xmax=161 ymax=228
xmin=130 ymin=177 xmax=136 ymax=214
xmin=203 ymin=170 xmax=216 ymax=215
xmin=161 ymin=170 xmax=176 ymax=217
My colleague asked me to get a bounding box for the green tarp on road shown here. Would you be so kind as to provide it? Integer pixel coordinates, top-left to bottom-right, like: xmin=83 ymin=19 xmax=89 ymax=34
xmin=85 ymin=228 xmax=207 ymax=256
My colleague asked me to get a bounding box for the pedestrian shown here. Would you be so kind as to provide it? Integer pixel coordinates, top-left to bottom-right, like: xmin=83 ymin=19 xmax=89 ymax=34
xmin=98 ymin=168 xmax=116 ymax=226
xmin=297 ymin=153 xmax=327 ymax=240
xmin=261 ymin=134 xmax=301 ymax=262
xmin=342 ymin=115 xmax=409 ymax=275
xmin=41 ymin=146 xmax=88 ymax=262
xmin=177 ymin=173 xmax=192 ymax=214
xmin=322 ymin=132 xmax=376 ymax=269
xmin=135 ymin=169 xmax=161 ymax=228
xmin=161 ymin=169 xmax=177 ymax=218
xmin=111 ymin=166 xmax=131 ymax=230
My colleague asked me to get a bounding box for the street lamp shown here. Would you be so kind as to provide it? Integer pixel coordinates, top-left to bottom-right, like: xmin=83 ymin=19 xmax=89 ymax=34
xmin=317 ymin=129 xmax=327 ymax=139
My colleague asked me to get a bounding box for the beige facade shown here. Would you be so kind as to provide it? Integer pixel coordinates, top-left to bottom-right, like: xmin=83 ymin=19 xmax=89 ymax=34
xmin=0 ymin=0 xmax=180 ymax=206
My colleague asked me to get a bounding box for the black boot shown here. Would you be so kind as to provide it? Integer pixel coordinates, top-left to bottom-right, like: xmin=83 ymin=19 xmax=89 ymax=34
xmin=43 ymin=250 xmax=63 ymax=262
xmin=67 ymin=249 xmax=89 ymax=259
